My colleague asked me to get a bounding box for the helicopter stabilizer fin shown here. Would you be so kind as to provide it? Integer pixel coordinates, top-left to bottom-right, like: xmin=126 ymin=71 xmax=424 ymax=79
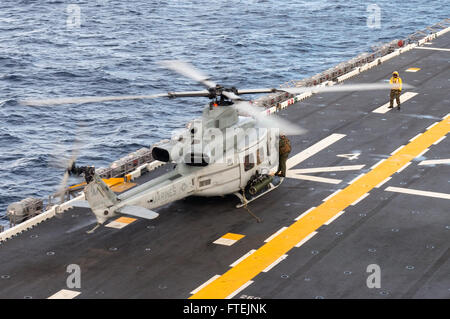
xmin=118 ymin=205 xmax=159 ymax=220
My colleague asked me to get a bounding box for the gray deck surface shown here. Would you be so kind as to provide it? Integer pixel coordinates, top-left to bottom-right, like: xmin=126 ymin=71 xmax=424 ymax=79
xmin=0 ymin=33 xmax=449 ymax=299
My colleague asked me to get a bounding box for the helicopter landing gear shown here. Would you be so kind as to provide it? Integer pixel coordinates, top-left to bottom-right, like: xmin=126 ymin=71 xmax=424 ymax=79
xmin=86 ymin=222 xmax=101 ymax=234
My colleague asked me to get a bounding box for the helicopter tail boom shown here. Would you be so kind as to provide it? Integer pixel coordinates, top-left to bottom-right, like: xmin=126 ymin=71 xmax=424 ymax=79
xmin=84 ymin=173 xmax=119 ymax=224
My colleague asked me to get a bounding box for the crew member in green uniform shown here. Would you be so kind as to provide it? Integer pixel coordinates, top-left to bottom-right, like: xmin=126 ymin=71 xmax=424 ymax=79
xmin=276 ymin=133 xmax=291 ymax=177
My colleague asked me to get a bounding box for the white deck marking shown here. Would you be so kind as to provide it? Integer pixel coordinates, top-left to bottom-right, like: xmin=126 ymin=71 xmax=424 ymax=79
xmin=230 ymin=250 xmax=257 ymax=267
xmin=347 ymin=173 xmax=365 ymax=184
xmin=225 ymin=280 xmax=254 ymax=299
xmin=190 ymin=275 xmax=221 ymax=294
xmin=295 ymin=207 xmax=316 ymax=221
xmin=375 ymin=176 xmax=392 ymax=188
xmin=322 ymin=189 xmax=343 ymax=202
xmin=409 ymin=133 xmax=423 ymax=142
xmin=371 ymin=159 xmax=387 ymax=169
xmin=426 ymin=122 xmax=439 ymax=130
xmin=351 ymin=193 xmax=370 ymax=206
xmin=287 ymin=134 xmax=346 ymax=170
xmin=324 ymin=210 xmax=345 ymax=225
xmin=213 ymin=238 xmax=236 ymax=246
xmin=397 ymin=162 xmax=412 ymax=173
xmin=390 ymin=145 xmax=405 ymax=155
xmin=264 ymin=227 xmax=288 ymax=243
xmin=372 ymin=92 xmax=418 ymax=114
xmin=418 ymin=159 xmax=450 ymax=166
xmin=295 ymin=231 xmax=318 ymax=248
xmin=105 ymin=217 xmax=137 ymax=229
xmin=433 ymin=136 xmax=446 ymax=145
xmin=213 ymin=234 xmax=245 ymax=246
xmin=105 ymin=221 xmax=127 ymax=229
xmin=48 ymin=289 xmax=81 ymax=299
xmin=286 ymin=173 xmax=342 ymax=184
xmin=415 ymin=148 xmax=429 ymax=158
xmin=289 ymin=165 xmax=365 ymax=174
xmin=414 ymin=46 xmax=450 ymax=52
xmin=287 ymin=165 xmax=365 ymax=184
xmin=262 ymin=255 xmax=288 ymax=273
xmin=337 ymin=153 xmax=360 ymax=160
xmin=385 ymin=186 xmax=450 ymax=200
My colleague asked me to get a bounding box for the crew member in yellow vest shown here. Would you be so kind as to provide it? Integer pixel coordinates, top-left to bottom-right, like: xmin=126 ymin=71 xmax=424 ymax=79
xmin=388 ymin=71 xmax=402 ymax=110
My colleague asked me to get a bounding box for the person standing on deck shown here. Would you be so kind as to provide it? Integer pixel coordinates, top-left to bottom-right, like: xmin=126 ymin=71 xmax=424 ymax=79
xmin=276 ymin=134 xmax=291 ymax=177
xmin=389 ymin=71 xmax=402 ymax=111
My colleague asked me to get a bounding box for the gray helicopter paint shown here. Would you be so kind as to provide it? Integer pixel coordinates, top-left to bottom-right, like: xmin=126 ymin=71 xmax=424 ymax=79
xmin=84 ymin=104 xmax=280 ymax=224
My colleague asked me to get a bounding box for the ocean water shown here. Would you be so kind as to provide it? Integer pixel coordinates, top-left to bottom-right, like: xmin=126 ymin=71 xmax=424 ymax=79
xmin=0 ymin=0 xmax=448 ymax=223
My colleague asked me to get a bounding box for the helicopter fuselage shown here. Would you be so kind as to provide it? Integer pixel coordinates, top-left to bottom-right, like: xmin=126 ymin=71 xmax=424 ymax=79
xmin=84 ymin=105 xmax=280 ymax=224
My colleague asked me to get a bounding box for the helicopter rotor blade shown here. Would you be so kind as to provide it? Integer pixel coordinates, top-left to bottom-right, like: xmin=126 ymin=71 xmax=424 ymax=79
xmin=236 ymin=88 xmax=279 ymax=95
xmin=159 ymin=60 xmax=217 ymax=89
xmin=21 ymin=93 xmax=169 ymax=106
xmin=55 ymin=144 xmax=79 ymax=203
xmin=233 ymin=101 xmax=306 ymax=135
xmin=221 ymin=90 xmax=242 ymax=101
xmin=20 ymin=91 xmax=211 ymax=107
xmin=53 ymin=126 xmax=86 ymax=203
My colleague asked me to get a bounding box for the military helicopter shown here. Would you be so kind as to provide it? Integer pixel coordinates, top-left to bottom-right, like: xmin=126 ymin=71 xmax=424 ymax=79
xmin=23 ymin=61 xmax=406 ymax=228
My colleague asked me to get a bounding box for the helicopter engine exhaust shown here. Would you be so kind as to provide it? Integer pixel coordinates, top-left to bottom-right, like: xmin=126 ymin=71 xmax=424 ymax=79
xmin=151 ymin=140 xmax=184 ymax=163
xmin=152 ymin=146 xmax=171 ymax=162
xmin=152 ymin=139 xmax=210 ymax=166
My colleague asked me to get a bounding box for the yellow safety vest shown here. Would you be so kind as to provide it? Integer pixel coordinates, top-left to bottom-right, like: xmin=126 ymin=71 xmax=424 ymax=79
xmin=389 ymin=77 xmax=402 ymax=91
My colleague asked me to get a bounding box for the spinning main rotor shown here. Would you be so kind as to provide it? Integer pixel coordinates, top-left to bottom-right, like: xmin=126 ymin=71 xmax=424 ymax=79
xmin=21 ymin=60 xmax=406 ymax=108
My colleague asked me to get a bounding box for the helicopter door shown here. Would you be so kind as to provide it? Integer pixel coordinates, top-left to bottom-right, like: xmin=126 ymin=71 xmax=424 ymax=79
xmin=239 ymin=150 xmax=257 ymax=188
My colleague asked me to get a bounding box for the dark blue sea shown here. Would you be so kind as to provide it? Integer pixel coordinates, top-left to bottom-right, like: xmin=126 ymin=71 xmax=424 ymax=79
xmin=0 ymin=0 xmax=448 ymax=224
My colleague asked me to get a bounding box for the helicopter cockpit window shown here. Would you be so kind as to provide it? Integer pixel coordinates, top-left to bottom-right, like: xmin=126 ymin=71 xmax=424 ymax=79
xmin=244 ymin=154 xmax=255 ymax=171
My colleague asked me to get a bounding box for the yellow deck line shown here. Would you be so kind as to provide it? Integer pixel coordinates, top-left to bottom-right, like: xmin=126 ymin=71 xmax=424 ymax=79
xmin=190 ymin=115 xmax=450 ymax=299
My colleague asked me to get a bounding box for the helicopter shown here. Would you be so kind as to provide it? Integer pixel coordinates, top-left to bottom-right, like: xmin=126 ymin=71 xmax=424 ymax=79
xmin=22 ymin=60 xmax=408 ymax=228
